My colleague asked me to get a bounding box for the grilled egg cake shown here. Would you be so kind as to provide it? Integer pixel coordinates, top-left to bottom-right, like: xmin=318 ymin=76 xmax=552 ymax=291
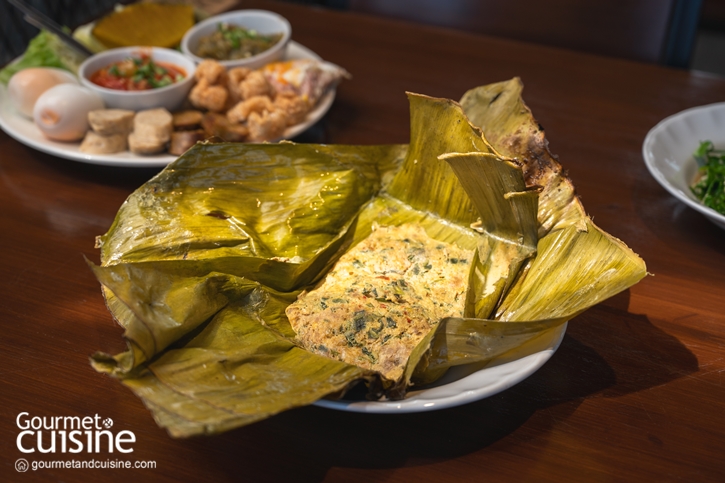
xmin=286 ymin=223 xmax=473 ymax=384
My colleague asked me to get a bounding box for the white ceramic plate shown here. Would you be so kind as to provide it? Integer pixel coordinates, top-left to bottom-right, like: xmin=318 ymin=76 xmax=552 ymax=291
xmin=0 ymin=42 xmax=334 ymax=168
xmin=315 ymin=323 xmax=566 ymax=413
xmin=642 ymin=102 xmax=725 ymax=230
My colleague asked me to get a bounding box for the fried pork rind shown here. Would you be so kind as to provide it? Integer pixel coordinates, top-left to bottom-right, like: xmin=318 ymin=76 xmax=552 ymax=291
xmin=195 ymin=59 xmax=227 ymax=85
xmin=189 ymin=78 xmax=228 ymax=112
xmin=201 ymin=112 xmax=249 ymax=142
xmin=247 ymin=110 xmax=286 ymax=142
xmin=182 ymin=59 xmax=341 ymax=141
xmin=226 ymin=67 xmax=251 ymax=104
xmin=89 ymin=79 xmax=646 ymax=437
xmin=226 ymin=95 xmax=274 ymax=124
xmin=239 ymin=70 xmax=271 ymax=99
xmin=274 ymin=92 xmax=311 ymax=126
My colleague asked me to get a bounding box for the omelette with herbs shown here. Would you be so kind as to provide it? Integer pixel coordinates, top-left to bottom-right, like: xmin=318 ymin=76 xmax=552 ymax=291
xmin=286 ymin=223 xmax=473 ymax=383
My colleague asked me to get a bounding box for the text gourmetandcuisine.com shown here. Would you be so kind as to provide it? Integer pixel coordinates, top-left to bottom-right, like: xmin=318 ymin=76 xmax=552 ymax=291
xmin=17 ymin=459 xmax=156 ymax=472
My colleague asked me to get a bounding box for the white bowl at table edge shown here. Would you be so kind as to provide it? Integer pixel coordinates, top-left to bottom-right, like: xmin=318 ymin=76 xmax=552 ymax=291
xmin=642 ymin=102 xmax=725 ymax=230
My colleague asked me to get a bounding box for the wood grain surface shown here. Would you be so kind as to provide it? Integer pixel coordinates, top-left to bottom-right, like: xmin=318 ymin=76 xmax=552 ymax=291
xmin=1 ymin=1 xmax=723 ymax=482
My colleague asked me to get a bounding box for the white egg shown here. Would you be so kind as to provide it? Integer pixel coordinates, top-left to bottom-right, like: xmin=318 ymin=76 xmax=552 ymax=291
xmin=8 ymin=67 xmax=79 ymax=118
xmin=33 ymin=84 xmax=105 ymax=142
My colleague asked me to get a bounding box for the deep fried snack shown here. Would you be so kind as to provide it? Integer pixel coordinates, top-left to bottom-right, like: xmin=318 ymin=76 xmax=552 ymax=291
xmin=201 ymin=112 xmax=249 ymax=142
xmin=273 ymin=93 xmax=310 ymax=126
xmin=195 ymin=59 xmax=227 ymax=85
xmin=239 ymin=70 xmax=271 ymax=99
xmin=226 ymin=67 xmax=251 ymax=104
xmin=226 ymin=95 xmax=274 ymax=124
xmin=247 ymin=110 xmax=286 ymax=142
xmin=189 ymin=78 xmax=228 ymax=112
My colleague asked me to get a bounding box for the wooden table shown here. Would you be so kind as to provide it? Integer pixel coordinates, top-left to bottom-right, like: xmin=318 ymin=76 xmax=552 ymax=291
xmin=1 ymin=1 xmax=724 ymax=481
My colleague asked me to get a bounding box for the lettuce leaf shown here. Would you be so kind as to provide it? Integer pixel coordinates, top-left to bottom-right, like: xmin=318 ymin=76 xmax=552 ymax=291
xmin=0 ymin=30 xmax=85 ymax=84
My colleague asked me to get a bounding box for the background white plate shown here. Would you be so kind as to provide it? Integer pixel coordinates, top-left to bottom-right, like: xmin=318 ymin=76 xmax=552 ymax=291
xmin=642 ymin=102 xmax=725 ymax=230
xmin=0 ymin=41 xmax=334 ymax=168
xmin=315 ymin=322 xmax=566 ymax=413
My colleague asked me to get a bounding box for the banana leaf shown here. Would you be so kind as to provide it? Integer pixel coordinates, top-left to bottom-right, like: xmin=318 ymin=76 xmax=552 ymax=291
xmin=97 ymin=143 xmax=406 ymax=290
xmin=90 ymin=79 xmax=646 ymax=437
xmin=410 ymin=79 xmax=647 ymax=381
xmin=125 ymin=300 xmax=368 ymax=438
xmin=459 ymin=77 xmax=586 ymax=235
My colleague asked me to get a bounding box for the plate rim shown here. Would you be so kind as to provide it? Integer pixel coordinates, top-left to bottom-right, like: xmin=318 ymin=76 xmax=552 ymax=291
xmin=314 ymin=322 xmax=567 ymax=413
xmin=641 ymin=101 xmax=725 ymax=227
xmin=0 ymin=41 xmax=334 ymax=168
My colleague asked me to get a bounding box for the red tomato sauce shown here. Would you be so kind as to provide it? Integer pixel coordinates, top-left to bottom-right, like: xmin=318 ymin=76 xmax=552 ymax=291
xmin=90 ymin=54 xmax=186 ymax=91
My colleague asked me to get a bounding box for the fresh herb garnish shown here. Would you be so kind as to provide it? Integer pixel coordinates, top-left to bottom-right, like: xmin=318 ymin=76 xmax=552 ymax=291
xmin=692 ymin=141 xmax=725 ymax=215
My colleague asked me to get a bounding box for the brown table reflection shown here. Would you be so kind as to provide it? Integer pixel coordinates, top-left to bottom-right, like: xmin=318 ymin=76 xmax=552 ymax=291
xmin=1 ymin=1 xmax=724 ymax=481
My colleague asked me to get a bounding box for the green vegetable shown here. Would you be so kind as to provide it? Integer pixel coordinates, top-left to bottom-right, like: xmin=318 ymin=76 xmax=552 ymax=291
xmin=692 ymin=141 xmax=725 ymax=215
xmin=0 ymin=30 xmax=85 ymax=84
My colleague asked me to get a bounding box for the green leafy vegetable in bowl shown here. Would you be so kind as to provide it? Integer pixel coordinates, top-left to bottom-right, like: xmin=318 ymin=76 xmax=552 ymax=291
xmin=692 ymin=141 xmax=725 ymax=215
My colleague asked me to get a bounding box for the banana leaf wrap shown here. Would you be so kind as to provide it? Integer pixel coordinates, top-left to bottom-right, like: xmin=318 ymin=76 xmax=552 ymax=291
xmin=90 ymin=78 xmax=646 ymax=437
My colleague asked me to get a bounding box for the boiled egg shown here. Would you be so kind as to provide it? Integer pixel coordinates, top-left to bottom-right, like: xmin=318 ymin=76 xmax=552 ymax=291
xmin=33 ymin=84 xmax=104 ymax=142
xmin=8 ymin=68 xmax=79 ymax=118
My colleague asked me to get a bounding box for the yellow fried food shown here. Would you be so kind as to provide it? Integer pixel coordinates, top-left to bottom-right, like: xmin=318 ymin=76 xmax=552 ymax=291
xmin=274 ymin=92 xmax=310 ymax=126
xmin=195 ymin=59 xmax=227 ymax=85
xmin=92 ymin=4 xmax=195 ymax=49
xmin=247 ymin=110 xmax=286 ymax=141
xmin=189 ymin=78 xmax=228 ymax=112
xmin=227 ymin=95 xmax=274 ymax=124
xmin=239 ymin=70 xmax=272 ymax=99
